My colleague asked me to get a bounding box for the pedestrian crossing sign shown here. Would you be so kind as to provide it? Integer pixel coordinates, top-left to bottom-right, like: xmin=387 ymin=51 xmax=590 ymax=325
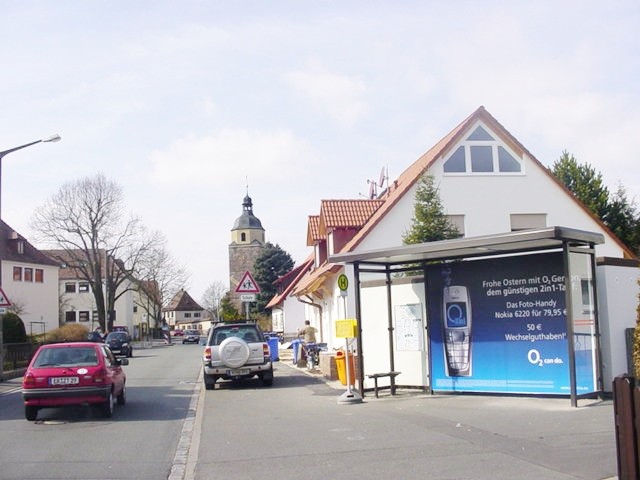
xmin=235 ymin=271 xmax=261 ymax=293
xmin=0 ymin=287 xmax=11 ymax=307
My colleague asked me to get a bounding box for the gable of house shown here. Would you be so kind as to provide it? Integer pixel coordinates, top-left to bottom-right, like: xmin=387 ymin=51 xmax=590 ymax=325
xmin=289 ymin=105 xmax=634 ymax=303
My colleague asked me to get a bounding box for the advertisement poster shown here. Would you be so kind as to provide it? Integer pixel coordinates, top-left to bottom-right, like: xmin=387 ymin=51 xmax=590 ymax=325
xmin=394 ymin=304 xmax=423 ymax=351
xmin=427 ymin=252 xmax=595 ymax=395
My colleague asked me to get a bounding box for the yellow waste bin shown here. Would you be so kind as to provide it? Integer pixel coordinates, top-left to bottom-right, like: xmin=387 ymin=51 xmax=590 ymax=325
xmin=335 ymin=350 xmax=355 ymax=386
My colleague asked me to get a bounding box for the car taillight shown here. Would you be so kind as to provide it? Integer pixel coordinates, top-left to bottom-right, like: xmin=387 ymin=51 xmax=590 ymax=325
xmin=204 ymin=346 xmax=211 ymax=360
xmin=263 ymin=344 xmax=270 ymax=358
xmin=93 ymin=369 xmax=106 ymax=383
xmin=23 ymin=373 xmax=36 ymax=387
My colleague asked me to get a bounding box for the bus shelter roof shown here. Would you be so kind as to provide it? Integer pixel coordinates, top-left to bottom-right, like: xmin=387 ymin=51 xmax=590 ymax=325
xmin=329 ymin=226 xmax=604 ymax=268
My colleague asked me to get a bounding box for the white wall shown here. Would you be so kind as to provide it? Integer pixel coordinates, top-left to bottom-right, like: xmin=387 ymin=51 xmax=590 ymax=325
xmin=2 ymin=262 xmax=59 ymax=334
xmin=596 ymin=261 xmax=639 ymax=389
xmin=360 ymin=278 xmax=427 ymax=390
xmin=281 ymin=294 xmax=307 ymax=337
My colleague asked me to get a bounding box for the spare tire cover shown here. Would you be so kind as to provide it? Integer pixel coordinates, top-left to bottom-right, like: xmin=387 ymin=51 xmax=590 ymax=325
xmin=219 ymin=337 xmax=251 ymax=368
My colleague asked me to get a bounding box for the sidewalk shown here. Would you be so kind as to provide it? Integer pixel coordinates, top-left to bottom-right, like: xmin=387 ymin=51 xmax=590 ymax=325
xmin=0 ymin=375 xmax=22 ymax=396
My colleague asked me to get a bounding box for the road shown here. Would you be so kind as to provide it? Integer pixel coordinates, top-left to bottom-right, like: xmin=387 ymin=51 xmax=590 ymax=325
xmin=0 ymin=343 xmax=203 ymax=480
xmin=0 ymin=343 xmax=619 ymax=480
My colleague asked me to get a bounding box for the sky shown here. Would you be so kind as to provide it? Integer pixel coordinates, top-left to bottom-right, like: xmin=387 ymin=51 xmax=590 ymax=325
xmin=1 ymin=1 xmax=639 ymax=303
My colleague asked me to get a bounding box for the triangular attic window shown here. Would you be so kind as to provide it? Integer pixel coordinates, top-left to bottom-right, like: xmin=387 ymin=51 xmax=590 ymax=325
xmin=466 ymin=125 xmax=494 ymax=141
xmin=443 ymin=123 xmax=523 ymax=174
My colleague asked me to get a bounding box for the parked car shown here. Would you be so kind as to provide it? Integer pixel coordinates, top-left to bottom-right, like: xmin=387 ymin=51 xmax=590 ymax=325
xmin=172 ymin=329 xmax=184 ymax=337
xmin=105 ymin=331 xmax=133 ymax=357
xmin=21 ymin=342 xmax=128 ymax=420
xmin=87 ymin=331 xmax=104 ymax=343
xmin=182 ymin=329 xmax=200 ymax=344
xmin=202 ymin=323 xmax=273 ymax=390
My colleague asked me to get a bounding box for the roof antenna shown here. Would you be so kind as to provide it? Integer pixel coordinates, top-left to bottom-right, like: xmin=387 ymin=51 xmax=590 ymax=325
xmin=363 ymin=166 xmax=388 ymax=199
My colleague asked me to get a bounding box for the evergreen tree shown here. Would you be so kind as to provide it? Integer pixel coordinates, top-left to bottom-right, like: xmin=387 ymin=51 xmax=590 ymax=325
xmin=605 ymin=184 xmax=640 ymax=253
xmin=551 ymin=151 xmax=640 ymax=254
xmin=2 ymin=312 xmax=27 ymax=343
xmin=551 ymin=151 xmax=610 ymax=220
xmin=402 ymin=174 xmax=459 ymax=245
xmin=253 ymin=242 xmax=294 ymax=313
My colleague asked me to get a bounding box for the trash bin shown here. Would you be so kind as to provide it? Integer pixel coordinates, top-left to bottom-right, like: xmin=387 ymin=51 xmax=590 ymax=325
xmin=291 ymin=339 xmax=302 ymax=365
xmin=335 ymin=349 xmax=355 ymax=386
xmin=267 ymin=336 xmax=280 ymax=362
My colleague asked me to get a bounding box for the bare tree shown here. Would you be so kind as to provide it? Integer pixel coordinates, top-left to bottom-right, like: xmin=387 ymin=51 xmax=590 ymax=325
xmin=31 ymin=174 xmax=161 ymax=331
xmin=201 ymin=281 xmax=228 ymax=322
xmin=134 ymin=241 xmax=189 ymax=330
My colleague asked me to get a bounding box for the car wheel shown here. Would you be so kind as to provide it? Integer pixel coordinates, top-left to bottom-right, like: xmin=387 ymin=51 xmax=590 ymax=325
xmin=261 ymin=367 xmax=274 ymax=387
xmin=204 ymin=373 xmax=217 ymax=390
xmin=102 ymin=391 xmax=115 ymax=418
xmin=128 ymin=348 xmax=133 ymax=358
xmin=219 ymin=337 xmax=251 ymax=369
xmin=25 ymin=405 xmax=38 ymax=421
xmin=117 ymin=384 xmax=127 ymax=405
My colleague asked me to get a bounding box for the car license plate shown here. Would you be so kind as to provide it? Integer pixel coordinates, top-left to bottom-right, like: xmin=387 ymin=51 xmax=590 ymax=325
xmin=50 ymin=376 xmax=80 ymax=385
xmin=227 ymin=369 xmax=250 ymax=376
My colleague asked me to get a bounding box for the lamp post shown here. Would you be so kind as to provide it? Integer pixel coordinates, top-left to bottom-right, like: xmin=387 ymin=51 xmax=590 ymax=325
xmin=0 ymin=134 xmax=61 ymax=219
xmin=0 ymin=134 xmax=61 ymax=380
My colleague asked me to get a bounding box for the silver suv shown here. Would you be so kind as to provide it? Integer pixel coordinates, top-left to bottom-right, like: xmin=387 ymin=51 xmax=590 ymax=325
xmin=202 ymin=323 xmax=274 ymax=390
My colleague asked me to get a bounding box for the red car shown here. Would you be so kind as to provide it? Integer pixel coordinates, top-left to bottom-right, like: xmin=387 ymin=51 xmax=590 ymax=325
xmin=21 ymin=342 xmax=128 ymax=421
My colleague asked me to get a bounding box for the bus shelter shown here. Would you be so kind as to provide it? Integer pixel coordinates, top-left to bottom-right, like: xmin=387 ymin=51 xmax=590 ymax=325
xmin=329 ymin=227 xmax=604 ymax=407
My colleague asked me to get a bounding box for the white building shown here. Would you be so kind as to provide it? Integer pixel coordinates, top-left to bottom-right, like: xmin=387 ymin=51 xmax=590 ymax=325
xmin=266 ymin=255 xmax=313 ymax=339
xmin=163 ymin=289 xmax=208 ymax=333
xmin=43 ymin=249 xmax=157 ymax=340
xmin=286 ymin=106 xmax=638 ymax=395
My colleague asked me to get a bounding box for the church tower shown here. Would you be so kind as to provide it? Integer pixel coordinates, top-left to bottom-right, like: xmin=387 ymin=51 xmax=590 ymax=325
xmin=228 ymin=191 xmax=266 ymax=307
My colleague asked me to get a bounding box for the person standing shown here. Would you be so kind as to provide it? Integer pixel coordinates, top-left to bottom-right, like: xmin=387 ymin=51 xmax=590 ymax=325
xmin=298 ymin=320 xmax=317 ymax=343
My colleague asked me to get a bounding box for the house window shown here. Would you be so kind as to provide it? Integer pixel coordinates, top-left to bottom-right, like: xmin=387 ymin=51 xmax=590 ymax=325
xmin=13 ymin=266 xmax=22 ymax=281
xmin=443 ymin=124 xmax=523 ymax=175
xmin=133 ymin=306 xmax=138 ymax=313
xmin=65 ymin=311 xmax=76 ymax=322
xmin=92 ymin=310 xmax=98 ymax=321
xmin=510 ymin=214 xmax=547 ymax=231
xmin=79 ymin=311 xmax=90 ymax=322
xmin=470 ymin=145 xmax=493 ymax=172
xmin=194 ymin=312 xmax=201 ymax=318
xmin=184 ymin=313 xmax=192 ymax=318
xmin=241 ymin=232 xmax=247 ymax=242
xmin=78 ymin=282 xmax=90 ymax=293
xmin=65 ymin=282 xmax=76 ymax=293
xmin=24 ymin=268 xmax=33 ymax=282
xmin=35 ymin=269 xmax=44 ymax=283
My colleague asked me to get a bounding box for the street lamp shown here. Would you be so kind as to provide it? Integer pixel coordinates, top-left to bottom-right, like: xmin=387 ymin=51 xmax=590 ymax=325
xmin=0 ymin=134 xmax=61 ymax=380
xmin=0 ymin=134 xmax=61 ymax=219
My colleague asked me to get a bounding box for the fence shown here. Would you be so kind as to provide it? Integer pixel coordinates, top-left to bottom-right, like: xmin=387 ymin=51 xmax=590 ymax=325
xmin=613 ymin=375 xmax=640 ymax=479
xmin=2 ymin=342 xmax=37 ymax=374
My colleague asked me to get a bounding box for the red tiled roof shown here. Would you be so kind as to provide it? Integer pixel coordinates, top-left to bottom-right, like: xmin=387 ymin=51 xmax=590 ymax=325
xmin=266 ymin=254 xmax=314 ymax=308
xmin=306 ymin=215 xmax=322 ymax=246
xmin=318 ymin=199 xmax=384 ymax=235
